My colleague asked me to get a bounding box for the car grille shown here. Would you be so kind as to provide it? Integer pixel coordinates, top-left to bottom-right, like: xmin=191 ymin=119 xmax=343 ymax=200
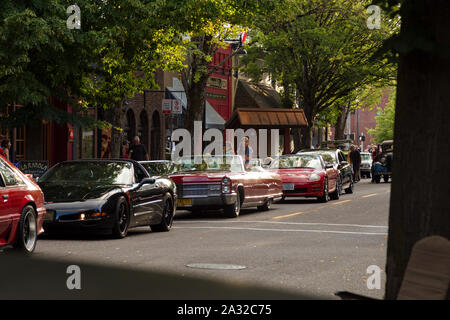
xmin=285 ymin=188 xmax=308 ymax=194
xmin=177 ymin=183 xmax=222 ymax=198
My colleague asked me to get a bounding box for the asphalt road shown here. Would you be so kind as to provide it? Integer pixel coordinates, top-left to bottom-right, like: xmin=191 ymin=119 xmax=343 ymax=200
xmin=31 ymin=179 xmax=390 ymax=299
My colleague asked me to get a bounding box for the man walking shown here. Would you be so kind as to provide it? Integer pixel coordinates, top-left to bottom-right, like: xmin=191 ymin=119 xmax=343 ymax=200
xmin=350 ymin=145 xmax=361 ymax=182
xmin=129 ymin=136 xmax=149 ymax=161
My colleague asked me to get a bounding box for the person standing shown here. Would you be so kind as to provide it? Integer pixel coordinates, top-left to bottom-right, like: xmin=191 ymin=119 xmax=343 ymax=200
xmin=122 ymin=141 xmax=130 ymax=159
xmin=129 ymin=136 xmax=149 ymax=161
xmin=1 ymin=139 xmax=11 ymax=161
xmin=350 ymin=144 xmax=361 ymax=182
xmin=237 ymin=137 xmax=253 ymax=167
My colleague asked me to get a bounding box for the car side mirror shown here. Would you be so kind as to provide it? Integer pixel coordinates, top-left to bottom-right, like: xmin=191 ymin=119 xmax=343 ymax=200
xmin=325 ymin=164 xmax=334 ymax=169
xmin=340 ymin=161 xmax=348 ymax=166
xmin=133 ymin=178 xmax=156 ymax=191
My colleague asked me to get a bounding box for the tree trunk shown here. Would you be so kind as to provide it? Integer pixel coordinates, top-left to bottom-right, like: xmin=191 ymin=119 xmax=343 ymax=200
xmin=334 ymin=102 xmax=351 ymax=140
xmin=292 ymin=127 xmax=302 ymax=153
xmin=184 ymin=79 xmax=207 ymax=135
xmin=299 ymin=104 xmax=314 ymax=149
xmin=104 ymin=100 xmax=123 ymax=158
xmin=385 ymin=0 xmax=450 ymax=300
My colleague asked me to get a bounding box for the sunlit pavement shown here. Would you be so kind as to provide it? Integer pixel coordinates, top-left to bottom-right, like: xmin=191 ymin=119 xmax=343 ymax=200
xmin=31 ymin=178 xmax=390 ymax=299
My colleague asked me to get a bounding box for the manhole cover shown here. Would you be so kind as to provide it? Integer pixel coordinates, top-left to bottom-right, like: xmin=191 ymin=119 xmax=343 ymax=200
xmin=185 ymin=263 xmax=247 ymax=270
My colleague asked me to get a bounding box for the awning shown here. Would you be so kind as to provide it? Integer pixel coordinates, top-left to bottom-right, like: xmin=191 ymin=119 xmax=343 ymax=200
xmin=226 ymin=107 xmax=308 ymax=129
xmin=234 ymin=80 xmax=282 ymax=109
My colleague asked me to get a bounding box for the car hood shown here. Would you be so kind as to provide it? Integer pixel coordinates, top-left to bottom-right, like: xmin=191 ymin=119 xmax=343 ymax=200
xmin=170 ymin=171 xmax=234 ymax=184
xmin=269 ymin=168 xmax=320 ymax=182
xmin=39 ymin=183 xmax=121 ymax=203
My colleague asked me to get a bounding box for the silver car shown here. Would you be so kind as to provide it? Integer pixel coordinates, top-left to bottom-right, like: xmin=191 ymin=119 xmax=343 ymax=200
xmin=360 ymin=152 xmax=373 ymax=178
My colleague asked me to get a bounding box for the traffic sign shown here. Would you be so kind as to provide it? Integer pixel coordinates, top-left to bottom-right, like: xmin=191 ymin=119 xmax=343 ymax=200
xmin=172 ymin=99 xmax=183 ymax=114
xmin=162 ymin=99 xmax=172 ymax=114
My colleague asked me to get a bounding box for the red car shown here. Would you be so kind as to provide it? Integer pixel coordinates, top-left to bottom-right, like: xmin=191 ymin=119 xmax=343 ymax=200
xmin=170 ymin=156 xmax=283 ymax=218
xmin=0 ymin=157 xmax=45 ymax=253
xmin=268 ymin=154 xmax=339 ymax=202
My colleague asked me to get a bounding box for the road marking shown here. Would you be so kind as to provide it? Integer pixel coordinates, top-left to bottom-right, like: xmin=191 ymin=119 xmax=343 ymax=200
xmin=175 ymin=220 xmax=388 ymax=228
xmin=273 ymin=211 xmax=305 ymax=220
xmin=362 ymin=193 xmax=378 ymax=198
xmin=330 ymin=200 xmax=352 ymax=205
xmin=175 ymin=226 xmax=388 ymax=236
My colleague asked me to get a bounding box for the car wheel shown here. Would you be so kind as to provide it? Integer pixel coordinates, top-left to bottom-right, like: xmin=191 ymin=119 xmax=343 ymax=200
xmin=374 ymin=175 xmax=381 ymax=184
xmin=257 ymin=198 xmax=272 ymax=211
xmin=13 ymin=205 xmax=38 ymax=254
xmin=318 ymin=179 xmax=330 ymax=203
xmin=329 ymin=176 xmax=341 ymax=200
xmin=383 ymin=175 xmax=389 ymax=183
xmin=151 ymin=193 xmax=174 ymax=232
xmin=345 ymin=175 xmax=354 ymax=194
xmin=112 ymin=196 xmax=130 ymax=239
xmin=224 ymin=196 xmax=241 ymax=218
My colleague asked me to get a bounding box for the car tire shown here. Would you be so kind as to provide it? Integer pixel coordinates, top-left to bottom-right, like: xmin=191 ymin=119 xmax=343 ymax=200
xmin=383 ymin=175 xmax=389 ymax=183
xmin=151 ymin=193 xmax=174 ymax=232
xmin=318 ymin=179 xmax=330 ymax=203
xmin=111 ymin=196 xmax=130 ymax=239
xmin=329 ymin=176 xmax=341 ymax=200
xmin=345 ymin=175 xmax=354 ymax=194
xmin=224 ymin=196 xmax=241 ymax=218
xmin=13 ymin=205 xmax=38 ymax=254
xmin=257 ymin=198 xmax=272 ymax=211
xmin=374 ymin=175 xmax=381 ymax=184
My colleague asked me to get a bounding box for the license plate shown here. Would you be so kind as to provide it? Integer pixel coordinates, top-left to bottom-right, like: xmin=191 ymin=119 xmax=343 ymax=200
xmin=283 ymin=184 xmax=295 ymax=191
xmin=44 ymin=210 xmax=55 ymax=222
xmin=177 ymin=198 xmax=192 ymax=206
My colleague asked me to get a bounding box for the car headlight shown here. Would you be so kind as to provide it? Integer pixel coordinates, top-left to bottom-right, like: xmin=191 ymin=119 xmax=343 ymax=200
xmin=222 ymin=177 xmax=231 ymax=194
xmin=309 ymin=173 xmax=321 ymax=182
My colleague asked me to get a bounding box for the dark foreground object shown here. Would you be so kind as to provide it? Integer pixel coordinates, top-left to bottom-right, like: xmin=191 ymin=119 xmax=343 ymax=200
xmin=0 ymin=253 xmax=317 ymax=300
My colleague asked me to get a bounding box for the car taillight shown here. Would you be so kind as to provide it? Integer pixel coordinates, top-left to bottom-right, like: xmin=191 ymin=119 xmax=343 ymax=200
xmin=222 ymin=177 xmax=231 ymax=194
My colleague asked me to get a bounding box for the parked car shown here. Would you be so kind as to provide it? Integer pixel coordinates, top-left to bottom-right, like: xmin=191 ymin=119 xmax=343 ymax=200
xmin=268 ymin=154 xmax=339 ymax=202
xmin=37 ymin=159 xmax=176 ymax=238
xmin=169 ymin=155 xmax=283 ymax=218
xmin=0 ymin=156 xmax=46 ymax=254
xmin=140 ymin=160 xmax=179 ymax=177
xmin=360 ymin=152 xmax=373 ymax=178
xmin=299 ymin=149 xmax=354 ymax=194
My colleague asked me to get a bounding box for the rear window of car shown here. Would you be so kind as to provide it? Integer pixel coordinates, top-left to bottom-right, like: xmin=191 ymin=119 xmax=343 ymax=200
xmin=0 ymin=158 xmax=24 ymax=186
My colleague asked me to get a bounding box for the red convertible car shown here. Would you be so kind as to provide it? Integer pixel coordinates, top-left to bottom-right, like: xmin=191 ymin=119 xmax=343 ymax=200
xmin=170 ymin=156 xmax=283 ymax=217
xmin=0 ymin=156 xmax=45 ymax=253
xmin=268 ymin=154 xmax=339 ymax=202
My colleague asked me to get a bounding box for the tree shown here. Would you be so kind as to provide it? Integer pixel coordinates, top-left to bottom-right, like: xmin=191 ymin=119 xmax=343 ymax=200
xmin=156 ymin=0 xmax=276 ymax=135
xmin=241 ymin=0 xmax=397 ymax=150
xmin=375 ymin=0 xmax=450 ymax=299
xmin=0 ymin=1 xmax=187 ymax=157
xmin=0 ymin=0 xmax=100 ymax=127
xmin=367 ymin=87 xmax=395 ymax=144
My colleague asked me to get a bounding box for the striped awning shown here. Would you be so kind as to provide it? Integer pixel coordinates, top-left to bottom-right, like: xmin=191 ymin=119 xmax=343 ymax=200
xmin=226 ymin=108 xmax=308 ymax=129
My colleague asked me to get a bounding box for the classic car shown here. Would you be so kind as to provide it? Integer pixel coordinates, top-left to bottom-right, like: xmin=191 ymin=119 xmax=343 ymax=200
xmin=0 ymin=156 xmax=46 ymax=254
xmin=140 ymin=160 xmax=179 ymax=177
xmin=169 ymin=155 xmax=283 ymax=218
xmin=268 ymin=154 xmax=339 ymax=202
xmin=299 ymin=149 xmax=354 ymax=194
xmin=37 ymin=159 xmax=176 ymax=238
xmin=360 ymin=152 xmax=373 ymax=178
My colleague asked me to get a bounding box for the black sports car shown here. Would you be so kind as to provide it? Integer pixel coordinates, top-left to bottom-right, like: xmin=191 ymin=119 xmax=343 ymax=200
xmin=37 ymin=159 xmax=177 ymax=238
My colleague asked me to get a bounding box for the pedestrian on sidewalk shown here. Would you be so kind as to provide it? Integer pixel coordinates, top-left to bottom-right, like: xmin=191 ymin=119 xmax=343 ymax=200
xmin=122 ymin=140 xmax=130 ymax=159
xmin=350 ymin=144 xmax=361 ymax=182
xmin=1 ymin=139 xmax=11 ymax=161
xmin=129 ymin=136 xmax=149 ymax=161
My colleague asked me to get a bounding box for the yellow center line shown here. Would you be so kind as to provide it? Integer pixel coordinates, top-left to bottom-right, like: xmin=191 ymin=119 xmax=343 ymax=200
xmin=362 ymin=193 xmax=378 ymax=198
xmin=330 ymin=199 xmax=352 ymax=205
xmin=273 ymin=211 xmax=305 ymax=220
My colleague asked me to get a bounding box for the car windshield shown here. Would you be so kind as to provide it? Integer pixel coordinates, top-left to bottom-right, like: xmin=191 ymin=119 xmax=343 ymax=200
xmin=141 ymin=162 xmax=176 ymax=175
xmin=39 ymin=162 xmax=133 ymax=185
xmin=270 ymin=155 xmax=323 ymax=170
xmin=176 ymin=156 xmax=244 ymax=173
xmin=303 ymin=151 xmax=336 ymax=164
xmin=361 ymin=154 xmax=372 ymax=161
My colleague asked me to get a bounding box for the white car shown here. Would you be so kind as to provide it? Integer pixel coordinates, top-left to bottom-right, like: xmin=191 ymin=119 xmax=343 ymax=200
xmin=360 ymin=152 xmax=373 ymax=178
